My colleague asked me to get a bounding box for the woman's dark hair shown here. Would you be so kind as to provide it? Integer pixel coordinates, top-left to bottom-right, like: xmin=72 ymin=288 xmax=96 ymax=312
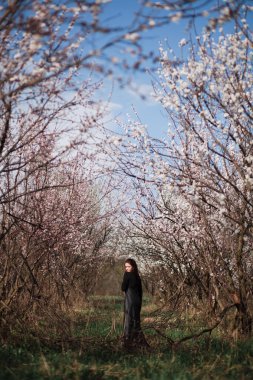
xmin=125 ymin=258 xmax=139 ymax=275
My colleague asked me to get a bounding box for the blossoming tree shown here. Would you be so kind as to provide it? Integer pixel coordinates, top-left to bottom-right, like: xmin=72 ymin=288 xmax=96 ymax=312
xmin=105 ymin=19 xmax=253 ymax=335
xmin=0 ymin=0 xmax=143 ymax=333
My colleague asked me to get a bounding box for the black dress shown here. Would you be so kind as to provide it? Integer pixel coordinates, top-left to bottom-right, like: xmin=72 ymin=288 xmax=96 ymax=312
xmin=121 ymin=271 xmax=142 ymax=342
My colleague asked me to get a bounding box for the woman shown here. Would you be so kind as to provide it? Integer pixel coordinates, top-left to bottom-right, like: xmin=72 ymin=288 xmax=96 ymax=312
xmin=121 ymin=258 xmax=148 ymax=347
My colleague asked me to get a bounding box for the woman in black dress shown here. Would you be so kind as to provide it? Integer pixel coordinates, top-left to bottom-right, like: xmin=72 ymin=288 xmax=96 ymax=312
xmin=121 ymin=258 xmax=148 ymax=347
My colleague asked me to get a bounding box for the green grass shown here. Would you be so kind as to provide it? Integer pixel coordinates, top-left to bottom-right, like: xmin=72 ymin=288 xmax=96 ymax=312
xmin=0 ymin=296 xmax=252 ymax=380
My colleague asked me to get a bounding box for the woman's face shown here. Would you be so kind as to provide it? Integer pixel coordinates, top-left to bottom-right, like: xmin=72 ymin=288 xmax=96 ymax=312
xmin=125 ymin=263 xmax=133 ymax=272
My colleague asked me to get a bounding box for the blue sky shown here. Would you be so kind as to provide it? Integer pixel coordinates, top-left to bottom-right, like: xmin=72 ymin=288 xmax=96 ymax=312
xmin=99 ymin=0 xmax=194 ymax=137
xmin=90 ymin=0 xmax=238 ymax=138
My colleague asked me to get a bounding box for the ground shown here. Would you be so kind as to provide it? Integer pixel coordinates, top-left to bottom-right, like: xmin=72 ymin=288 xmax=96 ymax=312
xmin=0 ymin=296 xmax=253 ymax=379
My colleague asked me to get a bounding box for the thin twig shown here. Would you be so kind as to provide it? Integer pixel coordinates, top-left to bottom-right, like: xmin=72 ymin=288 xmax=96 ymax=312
xmin=150 ymin=303 xmax=236 ymax=347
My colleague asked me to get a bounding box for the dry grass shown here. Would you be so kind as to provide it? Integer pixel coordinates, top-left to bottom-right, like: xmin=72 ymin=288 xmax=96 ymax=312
xmin=0 ymin=296 xmax=252 ymax=379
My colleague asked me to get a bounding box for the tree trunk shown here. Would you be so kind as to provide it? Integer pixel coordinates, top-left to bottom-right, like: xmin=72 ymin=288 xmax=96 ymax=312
xmin=234 ymin=227 xmax=252 ymax=336
xmin=234 ymin=302 xmax=252 ymax=336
